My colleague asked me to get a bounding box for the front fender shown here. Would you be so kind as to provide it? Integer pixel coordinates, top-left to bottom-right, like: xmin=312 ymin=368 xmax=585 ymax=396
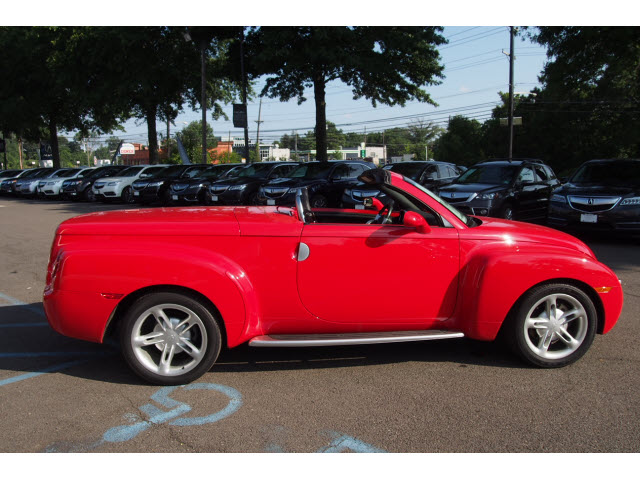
xmin=456 ymin=241 xmax=623 ymax=341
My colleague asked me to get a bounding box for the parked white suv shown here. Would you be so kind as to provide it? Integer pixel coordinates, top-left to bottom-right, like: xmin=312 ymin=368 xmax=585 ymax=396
xmin=92 ymin=165 xmax=169 ymax=203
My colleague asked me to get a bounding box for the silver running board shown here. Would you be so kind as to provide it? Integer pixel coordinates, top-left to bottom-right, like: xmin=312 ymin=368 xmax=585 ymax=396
xmin=249 ymin=330 xmax=464 ymax=347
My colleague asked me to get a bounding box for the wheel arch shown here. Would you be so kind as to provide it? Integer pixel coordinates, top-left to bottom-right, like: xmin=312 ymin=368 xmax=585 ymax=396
xmin=498 ymin=277 xmax=606 ymax=338
xmin=103 ymin=284 xmax=228 ymax=348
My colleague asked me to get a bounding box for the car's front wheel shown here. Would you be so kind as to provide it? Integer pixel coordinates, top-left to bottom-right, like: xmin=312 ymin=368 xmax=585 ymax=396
xmin=120 ymin=292 xmax=222 ymax=385
xmin=509 ymin=283 xmax=597 ymax=368
xmin=121 ymin=186 xmax=133 ymax=204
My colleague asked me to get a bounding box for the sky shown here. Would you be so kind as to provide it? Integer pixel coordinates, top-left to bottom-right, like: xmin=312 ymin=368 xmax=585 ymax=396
xmin=116 ymin=26 xmax=548 ymax=147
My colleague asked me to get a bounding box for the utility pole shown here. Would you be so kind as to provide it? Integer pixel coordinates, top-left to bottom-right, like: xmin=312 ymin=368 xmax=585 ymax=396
xmin=507 ymin=26 xmax=515 ymax=162
xmin=240 ymin=28 xmax=250 ymax=162
xmin=255 ymin=97 xmax=263 ymax=162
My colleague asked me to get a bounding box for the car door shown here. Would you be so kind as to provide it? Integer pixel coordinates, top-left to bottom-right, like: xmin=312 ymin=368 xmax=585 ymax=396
xmin=513 ymin=166 xmax=544 ymax=220
xmin=296 ymin=222 xmax=460 ymax=326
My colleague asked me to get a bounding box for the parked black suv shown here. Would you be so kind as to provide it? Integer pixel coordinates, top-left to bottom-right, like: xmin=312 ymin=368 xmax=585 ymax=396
xmin=168 ymin=163 xmax=247 ymax=205
xmin=437 ymin=159 xmax=560 ymax=222
xmin=548 ymin=158 xmax=640 ymax=234
xmin=209 ymin=162 xmax=300 ymax=205
xmin=132 ymin=164 xmax=211 ymax=205
xmin=341 ymin=161 xmax=465 ymax=209
xmin=257 ymin=160 xmax=376 ymax=208
xmin=61 ymin=165 xmax=127 ymax=201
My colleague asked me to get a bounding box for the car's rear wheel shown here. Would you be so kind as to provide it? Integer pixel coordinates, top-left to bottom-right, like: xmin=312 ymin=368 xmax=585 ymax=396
xmin=509 ymin=283 xmax=597 ymax=368
xmin=120 ymin=292 xmax=222 ymax=385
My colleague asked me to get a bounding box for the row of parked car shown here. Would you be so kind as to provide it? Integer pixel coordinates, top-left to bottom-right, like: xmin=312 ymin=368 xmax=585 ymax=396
xmin=1 ymin=157 xmax=638 ymax=233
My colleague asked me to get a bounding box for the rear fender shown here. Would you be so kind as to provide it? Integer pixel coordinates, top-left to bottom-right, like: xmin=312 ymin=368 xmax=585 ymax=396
xmin=55 ymin=244 xmax=258 ymax=347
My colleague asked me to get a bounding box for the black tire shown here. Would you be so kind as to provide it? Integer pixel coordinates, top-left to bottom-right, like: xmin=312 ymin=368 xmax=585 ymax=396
xmin=200 ymin=190 xmax=211 ymax=206
xmin=121 ymin=186 xmax=133 ymax=204
xmin=500 ymin=203 xmax=514 ymax=220
xmin=246 ymin=191 xmax=259 ymax=206
xmin=310 ymin=194 xmax=328 ymax=208
xmin=507 ymin=283 xmax=597 ymax=368
xmin=120 ymin=292 xmax=222 ymax=385
xmin=83 ymin=187 xmax=96 ymax=202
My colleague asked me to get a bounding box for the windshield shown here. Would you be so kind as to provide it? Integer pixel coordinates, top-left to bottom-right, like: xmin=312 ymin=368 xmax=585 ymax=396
xmin=182 ymin=166 xmax=209 ymax=178
xmin=148 ymin=165 xmax=184 ymax=178
xmin=387 ymin=163 xmax=427 ymax=180
xmin=119 ymin=166 xmax=144 ymax=177
xmin=570 ymin=162 xmax=640 ymax=187
xmin=290 ymin=163 xmax=333 ymax=179
xmin=31 ymin=169 xmax=55 ymax=179
xmin=199 ymin=166 xmax=232 ymax=179
xmin=403 ymin=177 xmax=472 ymax=227
xmin=456 ymin=164 xmax=518 ymax=185
xmin=237 ymin=164 xmax=273 ymax=178
xmin=57 ymin=169 xmax=84 ymax=178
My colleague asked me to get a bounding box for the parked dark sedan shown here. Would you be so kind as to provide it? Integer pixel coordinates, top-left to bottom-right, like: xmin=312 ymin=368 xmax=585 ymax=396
xmin=60 ymin=165 xmax=127 ymax=201
xmin=548 ymin=158 xmax=640 ymax=234
xmin=131 ymin=164 xmax=211 ymax=205
xmin=437 ymin=159 xmax=560 ymax=222
xmin=257 ymin=160 xmax=376 ymax=208
xmin=209 ymin=162 xmax=300 ymax=205
xmin=341 ymin=161 xmax=465 ymax=209
xmin=168 ymin=163 xmax=247 ymax=205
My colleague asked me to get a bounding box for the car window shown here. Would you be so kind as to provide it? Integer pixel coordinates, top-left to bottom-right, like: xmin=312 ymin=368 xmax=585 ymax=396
xmin=330 ymin=164 xmax=350 ymax=180
xmin=518 ymin=167 xmax=535 ymax=183
xmin=269 ymin=165 xmax=295 ymax=179
xmin=141 ymin=167 xmax=168 ymax=178
xmin=422 ymin=166 xmax=438 ymax=181
xmin=182 ymin=166 xmax=209 ymax=178
xmin=290 ymin=163 xmax=333 ymax=179
xmin=348 ymin=164 xmax=367 ymax=178
xmin=534 ymin=166 xmax=548 ymax=182
xmin=457 ymin=165 xmax=518 ymax=185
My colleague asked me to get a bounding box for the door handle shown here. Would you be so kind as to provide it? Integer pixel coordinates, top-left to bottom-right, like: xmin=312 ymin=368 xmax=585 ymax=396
xmin=297 ymin=242 xmax=310 ymax=261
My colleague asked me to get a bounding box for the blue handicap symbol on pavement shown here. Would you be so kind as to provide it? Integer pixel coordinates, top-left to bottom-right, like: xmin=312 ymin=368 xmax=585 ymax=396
xmin=103 ymin=383 xmax=243 ymax=443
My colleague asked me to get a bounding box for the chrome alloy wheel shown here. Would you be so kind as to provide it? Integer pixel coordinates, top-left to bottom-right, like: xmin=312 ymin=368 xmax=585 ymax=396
xmin=130 ymin=303 xmax=208 ymax=377
xmin=523 ymin=293 xmax=589 ymax=360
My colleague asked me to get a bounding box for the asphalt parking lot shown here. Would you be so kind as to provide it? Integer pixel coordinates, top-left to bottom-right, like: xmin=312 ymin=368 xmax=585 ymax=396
xmin=1 ymin=196 xmax=639 ymax=454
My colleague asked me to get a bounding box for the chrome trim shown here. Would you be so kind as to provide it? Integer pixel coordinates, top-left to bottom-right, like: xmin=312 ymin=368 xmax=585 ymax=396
xmin=568 ymin=195 xmax=621 ymax=213
xmin=249 ymin=330 xmax=464 ymax=347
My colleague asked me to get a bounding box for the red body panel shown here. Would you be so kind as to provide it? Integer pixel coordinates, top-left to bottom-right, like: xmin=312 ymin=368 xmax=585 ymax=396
xmin=43 ymin=173 xmax=623 ymax=349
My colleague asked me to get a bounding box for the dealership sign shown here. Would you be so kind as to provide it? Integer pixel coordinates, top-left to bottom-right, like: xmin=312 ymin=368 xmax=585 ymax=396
xmin=120 ymin=143 xmax=135 ymax=155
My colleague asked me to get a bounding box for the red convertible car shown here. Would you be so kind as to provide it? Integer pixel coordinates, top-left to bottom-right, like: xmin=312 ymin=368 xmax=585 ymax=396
xmin=44 ymin=169 xmax=623 ymax=385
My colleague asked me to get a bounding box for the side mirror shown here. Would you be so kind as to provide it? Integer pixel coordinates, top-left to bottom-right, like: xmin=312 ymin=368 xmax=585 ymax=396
xmin=403 ymin=211 xmax=431 ymax=234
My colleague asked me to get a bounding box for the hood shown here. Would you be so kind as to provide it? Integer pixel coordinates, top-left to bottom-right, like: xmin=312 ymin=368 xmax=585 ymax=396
xmin=440 ymin=183 xmax=506 ymax=194
xmin=465 ymin=217 xmax=595 ymax=258
xmin=555 ymin=183 xmax=637 ymax=197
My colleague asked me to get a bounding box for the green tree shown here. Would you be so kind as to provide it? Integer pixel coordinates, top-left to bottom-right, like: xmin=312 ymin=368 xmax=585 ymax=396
xmin=433 ymin=116 xmax=486 ymax=165
xmin=176 ymin=121 xmax=217 ymax=164
xmin=0 ymin=27 xmax=128 ymax=169
xmin=247 ymin=27 xmax=446 ymax=161
xmin=526 ymin=27 xmax=640 ymax=168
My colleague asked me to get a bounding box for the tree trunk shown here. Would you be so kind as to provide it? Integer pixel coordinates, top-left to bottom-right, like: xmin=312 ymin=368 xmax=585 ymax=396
xmin=146 ymin=105 xmax=159 ymax=164
xmin=49 ymin=117 xmax=60 ymax=169
xmin=313 ymin=70 xmax=328 ymax=162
